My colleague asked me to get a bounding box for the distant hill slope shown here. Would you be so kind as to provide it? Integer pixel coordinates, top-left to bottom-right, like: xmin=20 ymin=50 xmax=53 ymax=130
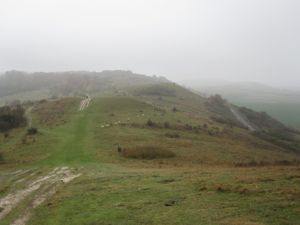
xmin=193 ymin=81 xmax=300 ymax=104
xmin=0 ymin=70 xmax=169 ymax=100
xmin=181 ymin=81 xmax=300 ymax=128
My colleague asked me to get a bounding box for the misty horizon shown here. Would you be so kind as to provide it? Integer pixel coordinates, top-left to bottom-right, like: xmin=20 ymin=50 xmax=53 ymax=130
xmin=1 ymin=69 xmax=299 ymax=90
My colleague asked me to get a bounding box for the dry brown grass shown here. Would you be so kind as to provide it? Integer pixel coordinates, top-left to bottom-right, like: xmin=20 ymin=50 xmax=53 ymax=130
xmin=33 ymin=98 xmax=78 ymax=126
xmin=234 ymin=160 xmax=300 ymax=167
xmin=121 ymin=145 xmax=175 ymax=159
xmin=165 ymin=132 xmax=180 ymax=138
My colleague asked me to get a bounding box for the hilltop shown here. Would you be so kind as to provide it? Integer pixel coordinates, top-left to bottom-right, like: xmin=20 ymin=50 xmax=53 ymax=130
xmin=0 ymin=70 xmax=168 ymax=105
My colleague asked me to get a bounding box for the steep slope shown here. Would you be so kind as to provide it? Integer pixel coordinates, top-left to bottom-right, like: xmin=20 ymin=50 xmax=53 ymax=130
xmin=205 ymin=94 xmax=300 ymax=153
xmin=184 ymin=81 xmax=300 ymax=128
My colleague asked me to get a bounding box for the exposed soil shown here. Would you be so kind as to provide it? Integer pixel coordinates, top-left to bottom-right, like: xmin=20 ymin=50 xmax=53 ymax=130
xmin=0 ymin=167 xmax=81 ymax=225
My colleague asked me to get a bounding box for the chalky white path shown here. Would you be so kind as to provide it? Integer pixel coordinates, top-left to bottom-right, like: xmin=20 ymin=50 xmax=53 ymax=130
xmin=79 ymin=95 xmax=91 ymax=111
xmin=0 ymin=167 xmax=81 ymax=225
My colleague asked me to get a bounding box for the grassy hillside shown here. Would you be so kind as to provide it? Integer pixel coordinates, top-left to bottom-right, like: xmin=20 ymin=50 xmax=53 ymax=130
xmin=232 ymin=101 xmax=300 ymax=128
xmin=128 ymin=83 xmax=209 ymax=117
xmin=185 ymin=81 xmax=300 ymax=128
xmin=0 ymin=95 xmax=299 ymax=225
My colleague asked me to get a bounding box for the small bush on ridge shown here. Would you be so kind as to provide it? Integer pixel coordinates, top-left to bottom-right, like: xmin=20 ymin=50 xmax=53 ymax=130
xmin=121 ymin=145 xmax=175 ymax=159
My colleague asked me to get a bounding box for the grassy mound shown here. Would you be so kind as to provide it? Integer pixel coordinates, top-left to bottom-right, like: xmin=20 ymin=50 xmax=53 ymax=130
xmin=121 ymin=145 xmax=175 ymax=159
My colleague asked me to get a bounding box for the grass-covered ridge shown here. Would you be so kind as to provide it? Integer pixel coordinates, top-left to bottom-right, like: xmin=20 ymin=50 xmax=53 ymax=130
xmin=0 ymin=92 xmax=299 ymax=224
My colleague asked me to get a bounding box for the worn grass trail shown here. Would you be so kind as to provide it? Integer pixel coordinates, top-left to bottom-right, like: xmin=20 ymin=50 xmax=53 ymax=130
xmin=36 ymin=100 xmax=96 ymax=167
xmin=0 ymin=99 xmax=92 ymax=225
xmin=41 ymin=112 xmax=93 ymax=166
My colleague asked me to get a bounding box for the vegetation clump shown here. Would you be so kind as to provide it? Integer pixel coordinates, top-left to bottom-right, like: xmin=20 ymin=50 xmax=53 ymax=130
xmin=165 ymin=132 xmax=180 ymax=138
xmin=27 ymin=127 xmax=38 ymax=135
xmin=146 ymin=119 xmax=155 ymax=127
xmin=0 ymin=152 xmax=4 ymax=163
xmin=164 ymin=121 xmax=170 ymax=128
xmin=234 ymin=159 xmax=300 ymax=167
xmin=136 ymin=84 xmax=176 ymax=97
xmin=0 ymin=105 xmax=27 ymax=132
xmin=215 ymin=185 xmax=249 ymax=195
xmin=121 ymin=145 xmax=175 ymax=159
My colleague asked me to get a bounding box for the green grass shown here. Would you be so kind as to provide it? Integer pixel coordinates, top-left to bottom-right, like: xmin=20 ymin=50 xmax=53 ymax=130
xmin=2 ymin=96 xmax=297 ymax=167
xmin=0 ymin=98 xmax=95 ymax=166
xmin=0 ymin=96 xmax=299 ymax=225
xmin=38 ymin=110 xmax=95 ymax=166
xmin=27 ymin=167 xmax=300 ymax=225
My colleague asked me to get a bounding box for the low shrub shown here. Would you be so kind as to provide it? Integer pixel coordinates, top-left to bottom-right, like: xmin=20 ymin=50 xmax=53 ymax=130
xmin=0 ymin=152 xmax=4 ymax=163
xmin=22 ymin=136 xmax=27 ymax=144
xmin=184 ymin=124 xmax=193 ymax=130
xmin=216 ymin=185 xmax=231 ymax=193
xmin=0 ymin=105 xmax=27 ymax=132
xmin=165 ymin=132 xmax=180 ymax=138
xmin=117 ymin=145 xmax=122 ymax=153
xmin=215 ymin=185 xmax=249 ymax=195
xmin=39 ymin=99 xmax=47 ymax=104
xmin=27 ymin=127 xmax=38 ymax=135
xmin=147 ymin=119 xmax=155 ymax=127
xmin=121 ymin=145 xmax=175 ymax=159
xmin=234 ymin=160 xmax=299 ymax=167
xmin=164 ymin=121 xmax=170 ymax=128
xmin=234 ymin=160 xmax=265 ymax=167
xmin=274 ymin=160 xmax=300 ymax=166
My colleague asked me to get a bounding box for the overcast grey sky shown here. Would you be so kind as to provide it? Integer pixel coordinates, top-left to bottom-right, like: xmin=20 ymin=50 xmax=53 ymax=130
xmin=0 ymin=0 xmax=299 ymax=87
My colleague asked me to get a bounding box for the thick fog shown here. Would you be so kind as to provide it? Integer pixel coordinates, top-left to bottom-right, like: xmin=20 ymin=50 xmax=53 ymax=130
xmin=0 ymin=0 xmax=299 ymax=87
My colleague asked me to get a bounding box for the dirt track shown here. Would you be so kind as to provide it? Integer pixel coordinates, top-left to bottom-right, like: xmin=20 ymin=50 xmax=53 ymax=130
xmin=79 ymin=95 xmax=91 ymax=111
xmin=0 ymin=167 xmax=81 ymax=225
